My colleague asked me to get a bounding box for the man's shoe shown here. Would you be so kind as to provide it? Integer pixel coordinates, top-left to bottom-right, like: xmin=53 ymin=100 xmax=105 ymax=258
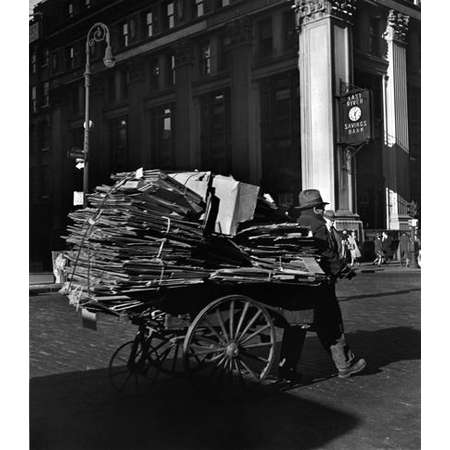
xmin=338 ymin=358 xmax=367 ymax=379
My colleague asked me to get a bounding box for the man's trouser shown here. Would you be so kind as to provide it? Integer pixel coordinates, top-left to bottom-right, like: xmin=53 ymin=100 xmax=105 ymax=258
xmin=279 ymin=282 xmax=355 ymax=372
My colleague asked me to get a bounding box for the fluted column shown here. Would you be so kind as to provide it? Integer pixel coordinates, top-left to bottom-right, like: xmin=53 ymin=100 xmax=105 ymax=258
xmin=294 ymin=0 xmax=357 ymax=213
xmin=382 ymin=9 xmax=410 ymax=230
xmin=226 ymin=17 xmax=253 ymax=182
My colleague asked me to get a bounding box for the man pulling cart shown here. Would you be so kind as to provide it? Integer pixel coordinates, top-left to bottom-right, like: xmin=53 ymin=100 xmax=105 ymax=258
xmin=61 ymin=171 xmax=366 ymax=392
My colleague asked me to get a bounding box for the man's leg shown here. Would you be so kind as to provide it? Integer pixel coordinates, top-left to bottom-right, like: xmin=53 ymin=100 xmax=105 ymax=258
xmin=314 ymin=283 xmax=366 ymax=378
xmin=278 ymin=326 xmax=307 ymax=381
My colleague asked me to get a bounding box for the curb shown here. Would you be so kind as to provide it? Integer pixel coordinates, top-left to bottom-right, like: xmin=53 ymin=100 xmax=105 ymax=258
xmin=29 ymin=284 xmax=63 ymax=295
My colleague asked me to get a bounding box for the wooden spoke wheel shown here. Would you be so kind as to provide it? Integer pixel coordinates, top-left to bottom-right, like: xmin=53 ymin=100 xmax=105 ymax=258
xmin=146 ymin=331 xmax=185 ymax=376
xmin=183 ymin=295 xmax=276 ymax=388
xmin=108 ymin=339 xmax=156 ymax=394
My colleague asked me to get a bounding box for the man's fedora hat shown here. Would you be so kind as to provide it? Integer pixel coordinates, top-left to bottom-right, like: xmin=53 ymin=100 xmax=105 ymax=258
xmin=296 ymin=189 xmax=329 ymax=210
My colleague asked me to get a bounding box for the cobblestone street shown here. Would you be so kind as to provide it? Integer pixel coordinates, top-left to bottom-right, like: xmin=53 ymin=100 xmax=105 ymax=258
xmin=30 ymin=269 xmax=420 ymax=450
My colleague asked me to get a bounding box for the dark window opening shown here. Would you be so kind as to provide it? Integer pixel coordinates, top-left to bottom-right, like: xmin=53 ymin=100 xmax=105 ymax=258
xmin=163 ymin=1 xmax=175 ymax=30
xmin=31 ymin=51 xmax=37 ymax=73
xmin=200 ymin=42 xmax=211 ymax=76
xmin=150 ymin=57 xmax=160 ymax=90
xmin=146 ymin=11 xmax=154 ymax=37
xmin=51 ymin=52 xmax=59 ymax=72
xmin=258 ymin=18 xmax=273 ymax=58
xmin=65 ymin=46 xmax=77 ymax=70
xmin=167 ymin=54 xmax=176 ymax=86
xmin=283 ymin=11 xmax=296 ymax=50
xmin=121 ymin=22 xmax=129 ymax=47
xmin=200 ymin=90 xmax=231 ymax=174
xmin=369 ymin=17 xmax=382 ymax=57
xmin=110 ymin=117 xmax=128 ymax=172
xmin=193 ymin=0 xmax=206 ymax=18
xmin=42 ymin=81 xmax=50 ymax=107
xmin=31 ymin=86 xmax=38 ymax=113
xmin=151 ymin=106 xmax=175 ymax=169
xmin=41 ymin=48 xmax=49 ymax=67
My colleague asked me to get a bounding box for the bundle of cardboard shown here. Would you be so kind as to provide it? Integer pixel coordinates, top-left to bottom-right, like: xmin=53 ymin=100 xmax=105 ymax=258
xmin=62 ymin=169 xmax=325 ymax=314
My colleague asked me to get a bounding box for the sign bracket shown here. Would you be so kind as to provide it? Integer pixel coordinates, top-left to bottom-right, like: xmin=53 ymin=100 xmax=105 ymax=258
xmin=345 ymin=142 xmax=367 ymax=160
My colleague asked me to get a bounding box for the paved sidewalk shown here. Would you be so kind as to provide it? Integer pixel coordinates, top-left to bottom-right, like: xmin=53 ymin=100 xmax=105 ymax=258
xmin=30 ymin=272 xmax=54 ymax=285
xmin=30 ymin=270 xmax=420 ymax=450
xmin=29 ymin=272 xmax=63 ymax=295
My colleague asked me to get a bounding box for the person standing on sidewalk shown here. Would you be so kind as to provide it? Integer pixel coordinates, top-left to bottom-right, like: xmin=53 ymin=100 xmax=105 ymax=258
xmin=324 ymin=210 xmax=342 ymax=257
xmin=381 ymin=231 xmax=392 ymax=264
xmin=399 ymin=232 xmax=412 ymax=267
xmin=374 ymin=233 xmax=383 ymax=266
xmin=348 ymin=230 xmax=361 ymax=267
xmin=278 ymin=189 xmax=367 ymax=381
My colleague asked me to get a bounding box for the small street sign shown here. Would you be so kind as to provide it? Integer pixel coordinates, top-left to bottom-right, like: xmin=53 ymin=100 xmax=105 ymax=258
xmin=68 ymin=147 xmax=85 ymax=160
xmin=73 ymin=191 xmax=84 ymax=206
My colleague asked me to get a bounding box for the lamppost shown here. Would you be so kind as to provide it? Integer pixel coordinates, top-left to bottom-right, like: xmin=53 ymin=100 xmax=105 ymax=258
xmin=83 ymin=22 xmax=115 ymax=206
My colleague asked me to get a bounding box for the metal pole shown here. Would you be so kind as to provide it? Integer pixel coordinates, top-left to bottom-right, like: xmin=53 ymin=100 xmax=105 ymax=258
xmin=83 ymin=39 xmax=91 ymax=207
xmin=81 ymin=23 xmax=114 ymax=207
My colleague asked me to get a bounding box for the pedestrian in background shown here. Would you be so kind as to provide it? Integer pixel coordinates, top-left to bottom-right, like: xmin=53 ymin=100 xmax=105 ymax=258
xmin=341 ymin=230 xmax=350 ymax=263
xmin=381 ymin=231 xmax=392 ymax=264
xmin=324 ymin=210 xmax=343 ymax=259
xmin=348 ymin=230 xmax=361 ymax=267
xmin=399 ymin=232 xmax=412 ymax=267
xmin=373 ymin=233 xmax=383 ymax=266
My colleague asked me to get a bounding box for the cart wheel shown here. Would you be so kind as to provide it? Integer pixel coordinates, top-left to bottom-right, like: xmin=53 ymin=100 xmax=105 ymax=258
xmin=108 ymin=339 xmax=155 ymax=394
xmin=146 ymin=331 xmax=185 ymax=376
xmin=183 ymin=295 xmax=276 ymax=387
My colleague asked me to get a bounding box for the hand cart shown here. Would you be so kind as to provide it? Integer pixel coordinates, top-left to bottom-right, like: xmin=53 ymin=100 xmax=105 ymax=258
xmin=101 ymin=274 xmax=329 ymax=394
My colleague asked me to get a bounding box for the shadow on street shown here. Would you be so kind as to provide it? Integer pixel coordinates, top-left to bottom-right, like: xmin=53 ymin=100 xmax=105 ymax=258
xmin=297 ymin=326 xmax=421 ymax=383
xmin=30 ymin=369 xmax=359 ymax=450
xmin=339 ymin=288 xmax=421 ymax=302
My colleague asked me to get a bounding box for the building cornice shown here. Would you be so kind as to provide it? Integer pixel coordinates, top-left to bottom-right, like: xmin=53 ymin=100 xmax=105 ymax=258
xmin=293 ymin=0 xmax=358 ymax=28
xmin=371 ymin=0 xmax=420 ymax=20
xmin=383 ymin=9 xmax=410 ymax=45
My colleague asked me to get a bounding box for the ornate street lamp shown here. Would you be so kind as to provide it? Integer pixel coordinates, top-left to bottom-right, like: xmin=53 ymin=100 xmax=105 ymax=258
xmin=83 ymin=22 xmax=115 ymax=206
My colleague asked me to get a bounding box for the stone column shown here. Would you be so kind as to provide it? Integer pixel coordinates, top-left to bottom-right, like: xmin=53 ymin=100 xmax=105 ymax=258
xmin=127 ymin=57 xmax=146 ymax=168
xmin=226 ymin=17 xmax=253 ymax=182
xmin=382 ymin=9 xmax=410 ymax=230
xmin=174 ymin=40 xmax=195 ymax=170
xmin=294 ymin=0 xmax=357 ymax=214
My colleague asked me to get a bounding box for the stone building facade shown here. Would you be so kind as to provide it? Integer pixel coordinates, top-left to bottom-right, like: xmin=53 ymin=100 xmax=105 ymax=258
xmin=29 ymin=0 xmax=421 ymax=269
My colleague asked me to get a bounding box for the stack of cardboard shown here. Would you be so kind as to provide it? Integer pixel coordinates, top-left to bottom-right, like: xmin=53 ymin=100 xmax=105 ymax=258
xmin=62 ymin=169 xmax=325 ymax=314
xmin=63 ymin=170 xmax=239 ymax=303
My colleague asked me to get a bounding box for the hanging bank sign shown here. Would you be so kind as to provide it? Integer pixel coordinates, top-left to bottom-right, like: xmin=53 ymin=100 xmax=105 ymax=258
xmin=338 ymin=89 xmax=373 ymax=145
